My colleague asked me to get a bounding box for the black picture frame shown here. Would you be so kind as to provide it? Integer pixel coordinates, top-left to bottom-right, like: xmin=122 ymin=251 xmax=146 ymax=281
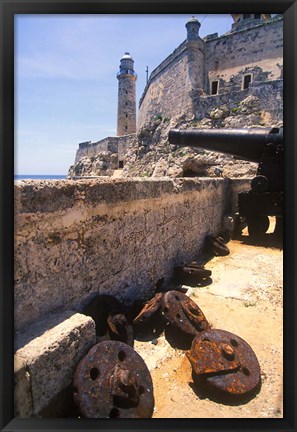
xmin=1 ymin=1 xmax=296 ymax=431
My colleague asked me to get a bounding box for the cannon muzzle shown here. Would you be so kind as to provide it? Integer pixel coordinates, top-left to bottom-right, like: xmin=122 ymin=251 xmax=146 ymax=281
xmin=169 ymin=127 xmax=283 ymax=163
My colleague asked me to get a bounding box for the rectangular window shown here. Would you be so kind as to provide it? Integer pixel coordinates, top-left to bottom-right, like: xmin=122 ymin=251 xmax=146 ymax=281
xmin=119 ymin=160 xmax=124 ymax=168
xmin=243 ymin=74 xmax=252 ymax=89
xmin=211 ymin=81 xmax=219 ymax=95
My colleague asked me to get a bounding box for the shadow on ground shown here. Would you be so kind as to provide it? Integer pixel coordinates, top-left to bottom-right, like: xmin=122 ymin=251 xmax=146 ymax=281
xmin=239 ymin=233 xmax=283 ymax=249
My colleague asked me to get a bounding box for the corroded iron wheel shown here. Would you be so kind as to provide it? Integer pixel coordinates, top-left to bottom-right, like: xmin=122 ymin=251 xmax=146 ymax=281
xmin=187 ymin=329 xmax=261 ymax=395
xmin=73 ymin=341 xmax=154 ymax=418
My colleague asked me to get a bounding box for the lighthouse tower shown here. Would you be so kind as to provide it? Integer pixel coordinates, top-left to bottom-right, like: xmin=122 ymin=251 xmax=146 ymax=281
xmin=116 ymin=52 xmax=137 ymax=136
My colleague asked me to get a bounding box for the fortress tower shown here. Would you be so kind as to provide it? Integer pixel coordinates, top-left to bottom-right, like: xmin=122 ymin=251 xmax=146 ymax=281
xmin=117 ymin=52 xmax=137 ymax=136
xmin=185 ymin=16 xmax=201 ymax=40
xmin=231 ymin=14 xmax=271 ymax=31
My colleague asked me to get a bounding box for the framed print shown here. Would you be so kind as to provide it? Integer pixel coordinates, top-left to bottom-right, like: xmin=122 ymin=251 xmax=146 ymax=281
xmin=1 ymin=1 xmax=296 ymax=431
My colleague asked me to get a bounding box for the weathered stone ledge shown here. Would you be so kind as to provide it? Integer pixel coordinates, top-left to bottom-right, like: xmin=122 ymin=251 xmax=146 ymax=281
xmin=15 ymin=177 xmax=234 ymax=214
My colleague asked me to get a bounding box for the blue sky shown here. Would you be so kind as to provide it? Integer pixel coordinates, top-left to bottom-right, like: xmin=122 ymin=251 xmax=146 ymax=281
xmin=15 ymin=14 xmax=234 ymax=175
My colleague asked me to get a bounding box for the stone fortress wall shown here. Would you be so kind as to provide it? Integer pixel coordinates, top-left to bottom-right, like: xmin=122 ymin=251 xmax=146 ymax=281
xmin=205 ymin=18 xmax=283 ymax=92
xmin=137 ymin=42 xmax=194 ymax=127
xmin=71 ymin=15 xmax=283 ymax=173
xmin=138 ymin=15 xmax=283 ymax=128
xmin=14 ymin=15 xmax=284 ymax=418
xmin=74 ymin=134 xmax=133 ymax=165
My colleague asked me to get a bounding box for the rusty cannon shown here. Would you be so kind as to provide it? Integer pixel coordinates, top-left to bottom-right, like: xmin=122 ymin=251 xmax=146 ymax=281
xmin=168 ymin=127 xmax=283 ymax=239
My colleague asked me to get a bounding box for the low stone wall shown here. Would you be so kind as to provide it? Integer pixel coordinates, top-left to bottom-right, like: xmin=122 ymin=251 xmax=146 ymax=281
xmin=74 ymin=135 xmax=134 ymax=165
xmin=14 ymin=177 xmax=250 ymax=332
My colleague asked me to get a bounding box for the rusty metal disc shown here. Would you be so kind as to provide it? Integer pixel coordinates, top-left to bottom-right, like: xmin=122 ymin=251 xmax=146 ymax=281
xmin=182 ymin=267 xmax=211 ymax=279
xmin=82 ymin=295 xmax=134 ymax=346
xmin=73 ymin=341 xmax=154 ymax=418
xmin=174 ymin=263 xmax=212 ymax=286
xmin=187 ymin=261 xmax=212 ymax=274
xmin=162 ymin=291 xmax=209 ymax=336
xmin=187 ymin=329 xmax=261 ymax=395
xmin=133 ymin=293 xmax=163 ymax=326
xmin=205 ymin=235 xmax=230 ymax=256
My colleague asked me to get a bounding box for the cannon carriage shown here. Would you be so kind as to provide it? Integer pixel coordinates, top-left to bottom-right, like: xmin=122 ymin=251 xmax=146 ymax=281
xmin=169 ymin=127 xmax=283 ymax=239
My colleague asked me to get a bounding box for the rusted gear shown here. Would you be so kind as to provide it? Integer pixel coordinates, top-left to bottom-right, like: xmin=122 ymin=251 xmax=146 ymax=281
xmin=162 ymin=291 xmax=209 ymax=336
xmin=73 ymin=341 xmax=154 ymax=418
xmin=188 ymin=261 xmax=212 ymax=275
xmin=205 ymin=235 xmax=230 ymax=256
xmin=175 ymin=261 xmax=212 ymax=286
xmin=82 ymin=295 xmax=134 ymax=346
xmin=133 ymin=293 xmax=164 ymax=326
xmin=187 ymin=329 xmax=261 ymax=395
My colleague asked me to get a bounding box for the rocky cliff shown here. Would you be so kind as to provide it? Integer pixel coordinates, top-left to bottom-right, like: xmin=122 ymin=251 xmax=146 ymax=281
xmin=68 ymin=95 xmax=282 ymax=179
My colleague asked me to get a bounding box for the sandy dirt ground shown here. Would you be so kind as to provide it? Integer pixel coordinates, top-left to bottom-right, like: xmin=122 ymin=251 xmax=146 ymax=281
xmin=134 ymin=224 xmax=283 ymax=419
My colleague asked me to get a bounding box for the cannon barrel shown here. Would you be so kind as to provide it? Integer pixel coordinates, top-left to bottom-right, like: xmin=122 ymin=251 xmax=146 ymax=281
xmin=168 ymin=127 xmax=283 ymax=163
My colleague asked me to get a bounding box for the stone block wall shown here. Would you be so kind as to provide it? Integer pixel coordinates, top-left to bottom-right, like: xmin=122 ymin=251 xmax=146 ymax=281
xmin=14 ymin=178 xmax=250 ymax=331
xmin=205 ymin=17 xmax=283 ymax=92
xmin=138 ymin=16 xmax=282 ymax=131
xmin=197 ymin=80 xmax=283 ymax=123
xmin=14 ymin=311 xmax=96 ymax=417
xmin=138 ymin=42 xmax=194 ymax=128
xmin=74 ymin=135 xmax=134 ymax=165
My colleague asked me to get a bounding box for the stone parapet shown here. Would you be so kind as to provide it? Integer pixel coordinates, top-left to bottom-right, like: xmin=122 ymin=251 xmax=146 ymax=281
xmin=14 ymin=178 xmax=250 ymax=331
xmin=74 ymin=135 xmax=134 ymax=165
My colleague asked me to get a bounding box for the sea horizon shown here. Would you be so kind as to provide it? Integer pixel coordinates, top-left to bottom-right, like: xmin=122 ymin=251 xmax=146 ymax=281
xmin=15 ymin=174 xmax=67 ymax=180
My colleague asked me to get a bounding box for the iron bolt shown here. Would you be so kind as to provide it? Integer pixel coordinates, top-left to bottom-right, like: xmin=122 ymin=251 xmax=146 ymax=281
xmin=221 ymin=343 xmax=235 ymax=360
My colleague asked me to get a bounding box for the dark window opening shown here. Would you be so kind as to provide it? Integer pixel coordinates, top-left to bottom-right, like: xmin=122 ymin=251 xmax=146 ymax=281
xmin=125 ymin=125 xmax=128 ymax=130
xmin=119 ymin=160 xmax=124 ymax=168
xmin=126 ymin=114 xmax=128 ymax=117
xmin=125 ymin=102 xmax=128 ymax=106
xmin=211 ymin=81 xmax=218 ymax=95
xmin=243 ymin=14 xmax=251 ymax=19
xmin=243 ymin=74 xmax=252 ymax=89
xmin=126 ymin=70 xmax=128 ymax=73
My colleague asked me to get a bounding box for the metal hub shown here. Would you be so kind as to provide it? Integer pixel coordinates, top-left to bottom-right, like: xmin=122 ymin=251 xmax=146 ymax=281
xmin=187 ymin=329 xmax=261 ymax=395
xmin=73 ymin=341 xmax=154 ymax=418
xmin=162 ymin=291 xmax=209 ymax=336
xmin=175 ymin=261 xmax=212 ymax=285
xmin=82 ymin=295 xmax=134 ymax=346
xmin=205 ymin=235 xmax=230 ymax=256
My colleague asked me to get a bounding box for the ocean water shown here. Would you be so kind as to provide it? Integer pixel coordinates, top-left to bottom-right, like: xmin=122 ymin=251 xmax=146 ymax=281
xmin=14 ymin=174 xmax=66 ymax=180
